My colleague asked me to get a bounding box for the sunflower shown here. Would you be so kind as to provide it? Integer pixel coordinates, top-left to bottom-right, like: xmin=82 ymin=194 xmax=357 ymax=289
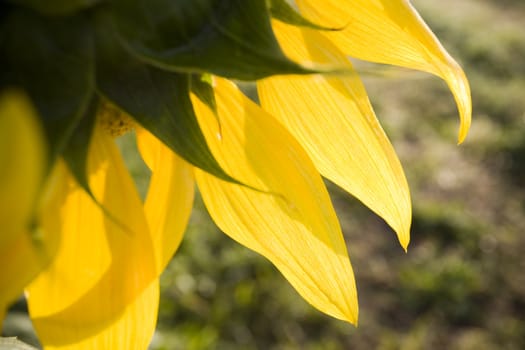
xmin=0 ymin=0 xmax=471 ymax=348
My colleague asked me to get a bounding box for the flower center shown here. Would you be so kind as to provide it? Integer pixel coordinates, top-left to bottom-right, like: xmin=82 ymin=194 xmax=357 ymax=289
xmin=98 ymin=101 xmax=135 ymax=137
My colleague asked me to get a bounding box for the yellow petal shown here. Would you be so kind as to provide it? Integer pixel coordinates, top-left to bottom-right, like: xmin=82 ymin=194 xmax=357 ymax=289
xmin=37 ymin=282 xmax=159 ymax=350
xmin=259 ymin=21 xmax=411 ymax=249
xmin=136 ymin=128 xmax=195 ymax=271
xmin=0 ymin=162 xmax=65 ymax=318
xmin=297 ymin=0 xmax=471 ymax=143
xmin=0 ymin=91 xmax=46 ymax=248
xmin=192 ymin=78 xmax=358 ymax=324
xmin=0 ymin=91 xmax=54 ymax=312
xmin=27 ymin=127 xmax=158 ymax=349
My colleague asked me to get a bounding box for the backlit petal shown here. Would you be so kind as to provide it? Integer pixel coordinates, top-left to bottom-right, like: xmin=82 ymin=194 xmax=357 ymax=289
xmin=193 ymin=79 xmax=358 ymax=324
xmin=297 ymin=0 xmax=471 ymax=142
xmin=136 ymin=128 xmax=195 ymax=270
xmin=27 ymin=127 xmax=158 ymax=349
xmin=259 ymin=21 xmax=411 ymax=249
xmin=0 ymin=91 xmax=52 ymax=313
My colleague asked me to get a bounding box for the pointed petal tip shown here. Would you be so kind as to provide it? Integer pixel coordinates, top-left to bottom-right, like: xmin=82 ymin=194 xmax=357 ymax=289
xmin=448 ymin=62 xmax=472 ymax=145
xmin=457 ymin=110 xmax=471 ymax=145
xmin=400 ymin=238 xmax=410 ymax=253
xmin=397 ymin=227 xmax=410 ymax=253
xmin=331 ymin=302 xmax=358 ymax=326
xmin=348 ymin=311 xmax=358 ymax=327
xmin=313 ymin=285 xmax=359 ymax=327
xmin=390 ymin=206 xmax=411 ymax=254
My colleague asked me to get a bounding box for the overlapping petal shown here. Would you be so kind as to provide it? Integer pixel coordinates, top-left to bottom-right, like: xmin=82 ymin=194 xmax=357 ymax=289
xmin=136 ymin=128 xmax=195 ymax=271
xmin=0 ymin=91 xmax=54 ymax=316
xmin=297 ymin=0 xmax=471 ymax=142
xmin=259 ymin=21 xmax=411 ymax=248
xmin=192 ymin=78 xmax=358 ymax=323
xmin=26 ymin=127 xmax=158 ymax=349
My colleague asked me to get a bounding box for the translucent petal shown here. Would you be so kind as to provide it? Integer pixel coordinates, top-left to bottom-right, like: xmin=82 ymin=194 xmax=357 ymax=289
xmin=38 ymin=283 xmax=159 ymax=350
xmin=27 ymin=127 xmax=157 ymax=349
xmin=259 ymin=21 xmax=411 ymax=249
xmin=0 ymin=91 xmax=53 ymax=312
xmin=192 ymin=78 xmax=358 ymax=324
xmin=136 ymin=128 xmax=195 ymax=270
xmin=297 ymin=0 xmax=471 ymax=142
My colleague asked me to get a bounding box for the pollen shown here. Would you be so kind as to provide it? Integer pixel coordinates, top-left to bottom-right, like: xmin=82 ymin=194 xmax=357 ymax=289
xmin=98 ymin=100 xmax=135 ymax=137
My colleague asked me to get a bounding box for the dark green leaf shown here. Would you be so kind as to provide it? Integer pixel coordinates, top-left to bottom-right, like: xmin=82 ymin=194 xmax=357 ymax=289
xmin=190 ymin=74 xmax=217 ymax=115
xmin=267 ymin=0 xmax=341 ymax=31
xmin=8 ymin=0 xmax=101 ymax=15
xmin=62 ymin=96 xmax=98 ymax=193
xmin=190 ymin=74 xmax=222 ymax=139
xmin=109 ymin=0 xmax=317 ymax=80
xmin=61 ymin=96 xmax=135 ymax=233
xmin=95 ymin=20 xmax=238 ymax=184
xmin=2 ymin=9 xmax=94 ymax=167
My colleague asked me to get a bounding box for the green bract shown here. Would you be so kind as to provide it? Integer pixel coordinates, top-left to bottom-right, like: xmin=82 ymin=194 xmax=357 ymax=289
xmin=1 ymin=0 xmax=319 ymax=188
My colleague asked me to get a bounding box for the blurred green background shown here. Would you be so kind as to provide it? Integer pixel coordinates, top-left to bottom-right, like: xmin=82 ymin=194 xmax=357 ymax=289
xmin=3 ymin=0 xmax=525 ymax=348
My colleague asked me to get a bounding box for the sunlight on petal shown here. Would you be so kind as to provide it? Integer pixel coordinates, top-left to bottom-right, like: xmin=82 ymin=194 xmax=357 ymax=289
xmin=27 ymin=127 xmax=157 ymax=349
xmin=297 ymin=0 xmax=471 ymax=142
xmin=39 ymin=282 xmax=159 ymax=350
xmin=136 ymin=128 xmax=195 ymax=270
xmin=259 ymin=21 xmax=411 ymax=249
xmin=192 ymin=78 xmax=358 ymax=324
